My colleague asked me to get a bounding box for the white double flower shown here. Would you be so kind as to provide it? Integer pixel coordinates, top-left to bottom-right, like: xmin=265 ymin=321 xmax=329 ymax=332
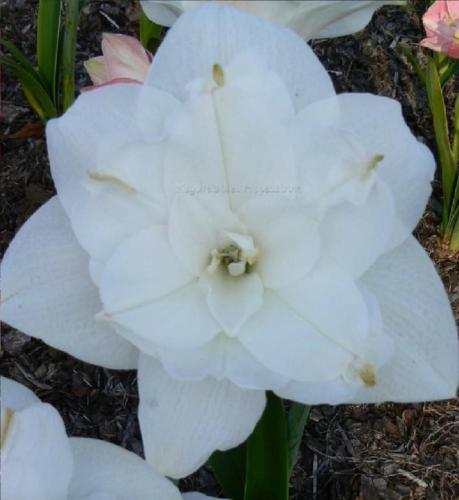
xmin=1 ymin=4 xmax=457 ymax=480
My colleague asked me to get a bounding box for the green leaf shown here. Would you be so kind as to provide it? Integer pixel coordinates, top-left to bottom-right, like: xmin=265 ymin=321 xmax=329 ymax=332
xmin=1 ymin=56 xmax=57 ymax=121
xmin=453 ymin=95 xmax=459 ymax=163
xmin=209 ymin=444 xmax=246 ymax=500
xmin=244 ymin=392 xmax=289 ymax=500
xmin=140 ymin=11 xmax=164 ymax=53
xmin=426 ymin=59 xmax=456 ymax=225
xmin=0 ymin=39 xmax=45 ymax=84
xmin=61 ymin=0 xmax=81 ymax=112
xmin=37 ymin=0 xmax=62 ymax=99
xmin=440 ymin=60 xmax=459 ymax=86
xmin=450 ymin=211 xmax=459 ymax=252
xmin=286 ymin=402 xmax=310 ymax=475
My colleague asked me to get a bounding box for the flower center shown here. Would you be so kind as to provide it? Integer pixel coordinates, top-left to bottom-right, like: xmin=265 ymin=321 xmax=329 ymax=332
xmin=207 ymin=231 xmax=259 ymax=277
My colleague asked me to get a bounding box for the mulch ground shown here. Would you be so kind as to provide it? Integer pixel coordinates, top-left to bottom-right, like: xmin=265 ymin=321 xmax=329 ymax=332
xmin=1 ymin=1 xmax=458 ymax=498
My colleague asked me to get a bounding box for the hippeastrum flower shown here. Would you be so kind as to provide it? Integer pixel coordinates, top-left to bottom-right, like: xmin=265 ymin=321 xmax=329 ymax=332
xmin=1 ymin=4 xmax=458 ymax=479
xmin=420 ymin=0 xmax=459 ymax=59
xmin=84 ymin=33 xmax=152 ymax=89
xmin=0 ymin=377 xmax=219 ymax=500
xmin=140 ymin=0 xmax=405 ymax=39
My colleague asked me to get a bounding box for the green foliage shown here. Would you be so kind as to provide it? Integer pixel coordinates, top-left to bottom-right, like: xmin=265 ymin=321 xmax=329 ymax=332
xmin=2 ymin=0 xmax=84 ymax=122
xmin=140 ymin=11 xmax=165 ymax=53
xmin=398 ymin=7 xmax=459 ymax=252
xmin=286 ymin=402 xmax=310 ymax=474
xmin=209 ymin=444 xmax=246 ymax=500
xmin=37 ymin=0 xmax=61 ymax=99
xmin=425 ymin=59 xmax=459 ymax=248
xmin=244 ymin=393 xmax=289 ymax=500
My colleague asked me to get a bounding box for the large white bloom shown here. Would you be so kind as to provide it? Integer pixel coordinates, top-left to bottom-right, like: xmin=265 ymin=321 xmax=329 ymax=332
xmin=0 ymin=377 xmax=217 ymax=500
xmin=140 ymin=0 xmax=406 ymax=39
xmin=1 ymin=4 xmax=457 ymax=480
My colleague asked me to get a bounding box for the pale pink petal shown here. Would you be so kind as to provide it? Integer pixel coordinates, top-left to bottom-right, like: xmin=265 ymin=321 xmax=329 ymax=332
xmin=102 ymin=33 xmax=151 ymax=82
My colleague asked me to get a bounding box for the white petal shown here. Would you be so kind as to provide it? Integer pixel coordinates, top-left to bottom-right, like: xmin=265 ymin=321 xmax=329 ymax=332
xmin=141 ymin=1 xmax=405 ymax=41
xmin=156 ymin=334 xmax=289 ymax=390
xmin=141 ymin=0 xmax=184 ymax=27
xmin=147 ymin=4 xmax=334 ymax=109
xmin=252 ymin=210 xmax=320 ymax=289
xmin=164 ymin=55 xmax=298 ymax=212
xmin=356 ymin=236 xmax=459 ymax=402
xmin=109 ymin=282 xmax=221 ymax=350
xmin=68 ymin=438 xmax=181 ymax=500
xmin=46 ymin=84 xmax=177 ymax=263
xmin=318 ymin=180 xmax=396 ymax=278
xmin=200 ymin=270 xmax=263 ymax=335
xmin=275 ymin=377 xmax=357 ymax=406
xmin=1 ymin=198 xmax=138 ymax=369
xmin=293 ymin=113 xmax=377 ymax=210
xmin=138 ymin=355 xmax=266 ymax=478
xmin=47 ymin=83 xmax=177 ymax=214
xmin=2 ymin=401 xmax=73 ymax=500
xmin=100 ymin=226 xmax=193 ymax=315
xmin=313 ymin=93 xmax=435 ymax=246
xmin=289 ymin=1 xmax=406 ymax=39
xmin=1 ymin=377 xmax=39 ymax=411
xmin=276 ymin=288 xmax=393 ymax=405
xmin=278 ymin=266 xmax=369 ymax=355
xmin=239 ymin=291 xmax=353 ymax=381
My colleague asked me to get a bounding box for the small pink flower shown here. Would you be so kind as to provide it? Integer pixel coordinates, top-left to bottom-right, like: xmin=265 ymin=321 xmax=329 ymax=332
xmin=83 ymin=33 xmax=152 ymax=90
xmin=420 ymin=0 xmax=459 ymax=59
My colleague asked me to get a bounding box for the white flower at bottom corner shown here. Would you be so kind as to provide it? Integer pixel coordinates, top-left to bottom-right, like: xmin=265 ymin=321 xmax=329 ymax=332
xmin=140 ymin=0 xmax=406 ymax=39
xmin=0 ymin=377 xmax=218 ymax=500
xmin=1 ymin=3 xmax=458 ymax=484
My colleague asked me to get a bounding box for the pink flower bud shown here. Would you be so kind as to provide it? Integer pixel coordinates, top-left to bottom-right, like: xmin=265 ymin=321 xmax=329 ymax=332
xmin=420 ymin=0 xmax=459 ymax=59
xmin=83 ymin=33 xmax=152 ymax=90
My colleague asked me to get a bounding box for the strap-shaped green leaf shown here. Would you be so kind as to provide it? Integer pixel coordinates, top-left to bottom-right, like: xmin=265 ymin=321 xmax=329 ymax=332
xmin=37 ymin=0 xmax=62 ymax=99
xmin=61 ymin=0 xmax=81 ymax=112
xmin=286 ymin=402 xmax=310 ymax=475
xmin=1 ymin=56 xmax=57 ymax=121
xmin=244 ymin=392 xmax=289 ymax=500
xmin=1 ymin=39 xmax=46 ymax=86
xmin=209 ymin=444 xmax=246 ymax=500
xmin=426 ymin=59 xmax=456 ymax=224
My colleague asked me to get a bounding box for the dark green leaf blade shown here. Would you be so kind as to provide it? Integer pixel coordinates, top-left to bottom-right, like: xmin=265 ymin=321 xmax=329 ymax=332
xmin=37 ymin=0 xmax=62 ymax=97
xmin=287 ymin=402 xmax=310 ymax=475
xmin=209 ymin=443 xmax=246 ymax=500
xmin=244 ymin=392 xmax=289 ymax=500
xmin=1 ymin=56 xmax=57 ymax=121
xmin=426 ymin=59 xmax=456 ymax=223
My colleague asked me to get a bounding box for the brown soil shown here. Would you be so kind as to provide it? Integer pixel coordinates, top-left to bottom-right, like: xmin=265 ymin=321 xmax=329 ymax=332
xmin=1 ymin=1 xmax=458 ymax=498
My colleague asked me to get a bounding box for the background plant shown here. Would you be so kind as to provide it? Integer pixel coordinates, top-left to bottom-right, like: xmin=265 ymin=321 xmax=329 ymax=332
xmin=1 ymin=0 xmax=83 ymax=122
xmin=398 ymin=0 xmax=459 ymax=251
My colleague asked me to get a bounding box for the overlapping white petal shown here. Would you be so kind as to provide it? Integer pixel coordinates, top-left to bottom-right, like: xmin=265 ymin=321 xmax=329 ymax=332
xmin=0 ymin=197 xmax=138 ymax=369
xmin=141 ymin=1 xmax=405 ymax=40
xmin=1 ymin=378 xmax=74 ymax=500
xmin=145 ymin=4 xmax=335 ymax=108
xmin=2 ymin=377 xmax=220 ymax=500
xmin=356 ymin=236 xmax=459 ymax=402
xmin=295 ymin=93 xmax=435 ymax=249
xmin=68 ymin=438 xmax=181 ymax=500
xmin=138 ymin=356 xmax=266 ymax=478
